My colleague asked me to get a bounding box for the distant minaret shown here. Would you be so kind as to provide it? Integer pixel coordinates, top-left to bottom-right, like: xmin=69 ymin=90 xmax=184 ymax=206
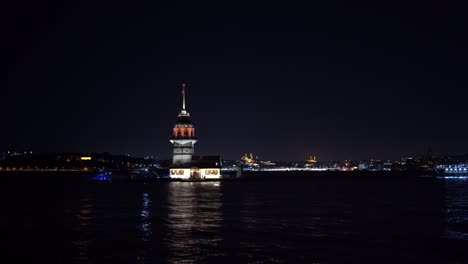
xmin=169 ymin=83 xmax=198 ymax=165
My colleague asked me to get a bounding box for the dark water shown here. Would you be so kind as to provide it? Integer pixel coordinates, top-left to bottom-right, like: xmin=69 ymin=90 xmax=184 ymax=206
xmin=2 ymin=172 xmax=468 ymax=263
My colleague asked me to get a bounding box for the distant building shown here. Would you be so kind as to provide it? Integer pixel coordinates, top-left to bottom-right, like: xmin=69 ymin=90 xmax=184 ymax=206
xmin=358 ymin=163 xmax=368 ymax=171
xmin=169 ymin=83 xmax=222 ymax=180
xmin=307 ymin=155 xmax=317 ymax=163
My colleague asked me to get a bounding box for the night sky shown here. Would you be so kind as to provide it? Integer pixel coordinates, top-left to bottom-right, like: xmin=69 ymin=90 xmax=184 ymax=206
xmin=4 ymin=1 xmax=468 ymax=161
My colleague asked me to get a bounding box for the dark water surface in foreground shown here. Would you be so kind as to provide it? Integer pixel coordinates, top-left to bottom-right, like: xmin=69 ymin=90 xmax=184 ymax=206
xmin=2 ymin=172 xmax=468 ymax=263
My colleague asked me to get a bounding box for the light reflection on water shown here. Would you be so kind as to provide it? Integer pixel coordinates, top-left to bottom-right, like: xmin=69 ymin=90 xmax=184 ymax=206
xmin=60 ymin=175 xmax=468 ymax=263
xmin=137 ymin=192 xmax=152 ymax=263
xmin=166 ymin=182 xmax=223 ymax=264
xmin=76 ymin=194 xmax=95 ymax=264
xmin=140 ymin=192 xmax=152 ymax=242
xmin=443 ymin=180 xmax=468 ymax=240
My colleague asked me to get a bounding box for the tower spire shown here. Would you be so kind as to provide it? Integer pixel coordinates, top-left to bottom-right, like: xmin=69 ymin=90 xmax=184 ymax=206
xmin=182 ymin=83 xmax=186 ymax=110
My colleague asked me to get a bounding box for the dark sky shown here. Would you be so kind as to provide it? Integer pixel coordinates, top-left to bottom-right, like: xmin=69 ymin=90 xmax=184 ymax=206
xmin=3 ymin=1 xmax=468 ymax=161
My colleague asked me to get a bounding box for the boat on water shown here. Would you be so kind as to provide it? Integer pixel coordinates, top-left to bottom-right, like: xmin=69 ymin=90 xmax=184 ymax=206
xmin=128 ymin=168 xmax=169 ymax=181
xmin=90 ymin=171 xmax=112 ymax=182
xmin=435 ymin=164 xmax=468 ymax=179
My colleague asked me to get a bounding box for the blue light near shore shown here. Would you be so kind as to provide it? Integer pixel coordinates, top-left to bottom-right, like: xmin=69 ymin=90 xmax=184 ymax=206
xmin=438 ymin=176 xmax=468 ymax=180
xmin=91 ymin=175 xmax=112 ymax=182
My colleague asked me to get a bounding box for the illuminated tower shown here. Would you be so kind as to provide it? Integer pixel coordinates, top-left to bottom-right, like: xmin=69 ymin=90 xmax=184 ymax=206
xmin=170 ymin=83 xmax=197 ymax=165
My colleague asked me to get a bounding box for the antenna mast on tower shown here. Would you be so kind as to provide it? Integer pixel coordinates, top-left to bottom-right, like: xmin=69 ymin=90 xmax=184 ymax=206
xmin=182 ymin=83 xmax=186 ymax=110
